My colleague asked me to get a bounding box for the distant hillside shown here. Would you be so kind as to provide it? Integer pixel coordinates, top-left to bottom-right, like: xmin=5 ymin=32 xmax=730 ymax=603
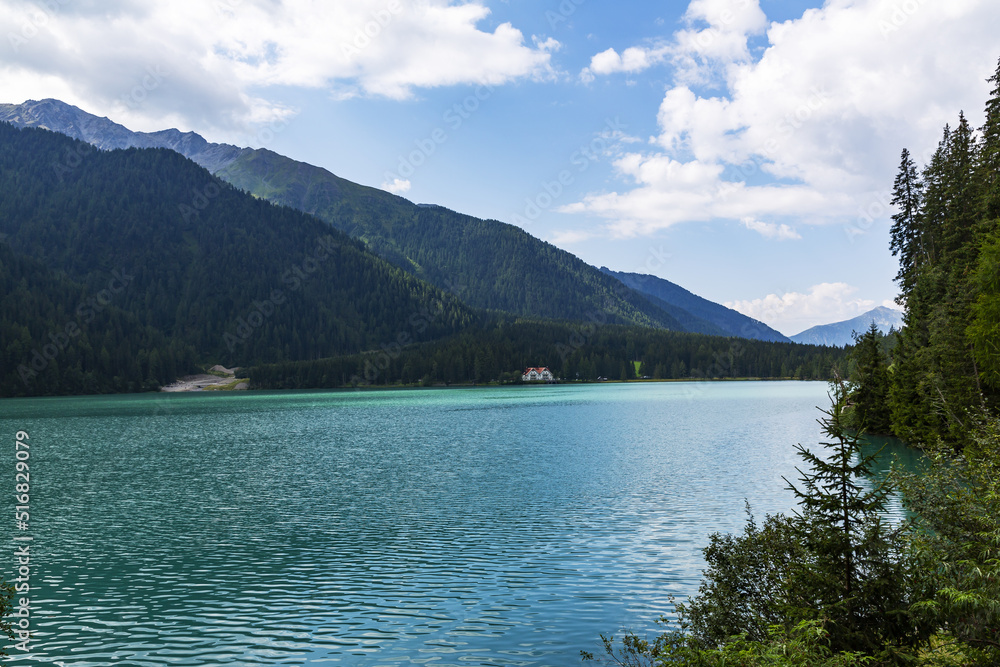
xmin=0 ymin=99 xmax=684 ymax=331
xmin=0 ymin=122 xmax=474 ymax=396
xmin=790 ymin=306 xmax=904 ymax=347
xmin=600 ymin=268 xmax=791 ymax=342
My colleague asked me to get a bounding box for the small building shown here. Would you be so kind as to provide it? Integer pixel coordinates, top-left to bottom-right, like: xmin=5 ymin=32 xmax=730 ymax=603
xmin=522 ymin=367 xmax=554 ymax=382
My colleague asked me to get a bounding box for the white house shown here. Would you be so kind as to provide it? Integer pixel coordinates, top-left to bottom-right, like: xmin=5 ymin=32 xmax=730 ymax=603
xmin=522 ymin=367 xmax=554 ymax=382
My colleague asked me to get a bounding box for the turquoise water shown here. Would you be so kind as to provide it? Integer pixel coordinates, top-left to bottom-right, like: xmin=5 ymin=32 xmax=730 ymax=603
xmin=1 ymin=381 xmax=836 ymax=665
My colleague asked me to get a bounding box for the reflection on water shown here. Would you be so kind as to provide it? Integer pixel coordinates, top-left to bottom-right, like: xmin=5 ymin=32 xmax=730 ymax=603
xmin=858 ymin=434 xmax=927 ymax=522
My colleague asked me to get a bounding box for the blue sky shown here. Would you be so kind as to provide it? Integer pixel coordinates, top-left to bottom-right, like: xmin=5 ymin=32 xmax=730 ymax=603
xmin=2 ymin=0 xmax=998 ymax=334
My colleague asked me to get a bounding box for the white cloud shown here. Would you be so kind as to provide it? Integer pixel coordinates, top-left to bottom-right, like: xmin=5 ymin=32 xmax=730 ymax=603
xmin=580 ymin=0 xmax=766 ymax=84
xmin=568 ymin=0 xmax=1000 ymax=238
xmin=580 ymin=45 xmax=671 ymax=82
xmin=726 ymin=283 xmax=877 ymax=335
xmin=0 ymin=0 xmax=555 ymax=135
xmin=672 ymin=0 xmax=767 ymax=83
xmin=381 ymin=177 xmax=411 ymax=195
xmin=547 ymin=228 xmax=596 ymax=245
xmin=741 ymin=217 xmax=800 ymax=240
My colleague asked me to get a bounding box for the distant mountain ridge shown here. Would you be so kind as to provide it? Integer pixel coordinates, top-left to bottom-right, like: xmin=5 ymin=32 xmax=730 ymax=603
xmin=600 ymin=268 xmax=791 ymax=342
xmin=790 ymin=306 xmax=904 ymax=347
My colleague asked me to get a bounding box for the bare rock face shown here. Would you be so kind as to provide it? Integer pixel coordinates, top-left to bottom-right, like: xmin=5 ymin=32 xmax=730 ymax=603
xmin=0 ymin=98 xmax=250 ymax=173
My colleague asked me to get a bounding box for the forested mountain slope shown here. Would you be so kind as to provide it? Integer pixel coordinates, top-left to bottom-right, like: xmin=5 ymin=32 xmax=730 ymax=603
xmin=1 ymin=99 xmax=687 ymax=331
xmin=600 ymin=267 xmax=790 ymax=342
xmin=0 ymin=122 xmax=474 ymax=395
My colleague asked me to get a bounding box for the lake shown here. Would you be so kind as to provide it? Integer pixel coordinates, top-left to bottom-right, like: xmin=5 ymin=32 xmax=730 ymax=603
xmin=1 ymin=381 xmax=855 ymax=665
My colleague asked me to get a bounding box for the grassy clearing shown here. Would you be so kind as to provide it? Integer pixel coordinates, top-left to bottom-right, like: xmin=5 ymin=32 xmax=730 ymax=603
xmin=202 ymin=378 xmax=249 ymax=391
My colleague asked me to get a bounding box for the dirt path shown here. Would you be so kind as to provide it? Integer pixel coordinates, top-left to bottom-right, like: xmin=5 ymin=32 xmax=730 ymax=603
xmin=160 ymin=366 xmax=249 ymax=392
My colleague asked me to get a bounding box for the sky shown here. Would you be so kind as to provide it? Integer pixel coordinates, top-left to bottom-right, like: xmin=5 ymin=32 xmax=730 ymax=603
xmin=2 ymin=0 xmax=998 ymax=335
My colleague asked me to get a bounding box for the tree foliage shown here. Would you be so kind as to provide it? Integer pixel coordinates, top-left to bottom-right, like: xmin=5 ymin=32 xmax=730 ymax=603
xmin=847 ymin=323 xmax=894 ymax=435
xmin=878 ymin=59 xmax=1000 ymax=448
xmin=248 ymin=319 xmax=846 ymax=389
xmin=967 ymin=234 xmax=1000 ymax=391
xmin=898 ymin=418 xmax=1000 ymax=663
xmin=0 ymin=121 xmax=847 ymax=397
xmin=216 ymin=148 xmax=688 ymax=330
xmin=780 ymin=383 xmax=925 ymax=657
xmin=683 ymin=509 xmax=805 ymax=645
xmin=889 ymin=148 xmax=925 ymax=299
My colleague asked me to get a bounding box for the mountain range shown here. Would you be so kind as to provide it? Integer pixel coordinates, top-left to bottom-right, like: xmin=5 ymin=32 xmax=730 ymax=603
xmin=789 ymin=306 xmax=904 ymax=347
xmin=0 ymin=100 xmax=854 ymax=395
xmin=1 ymin=98 xmax=789 ymax=341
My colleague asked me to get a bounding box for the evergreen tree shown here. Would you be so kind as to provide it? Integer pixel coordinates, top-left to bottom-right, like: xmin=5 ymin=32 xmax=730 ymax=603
xmin=979 ymin=58 xmax=1000 ymax=221
xmin=917 ymin=124 xmax=952 ymax=267
xmin=591 ymin=56 xmax=1000 ymax=667
xmin=889 ymin=148 xmax=924 ymax=299
xmin=604 ymin=385 xmax=927 ymax=665
xmin=967 ymin=59 xmax=1000 ymax=396
xmin=967 ymin=235 xmax=1000 ymax=391
xmin=888 ymin=111 xmax=994 ymax=448
xmin=782 ymin=381 xmax=925 ymax=655
xmin=848 ymin=323 xmax=892 ymax=434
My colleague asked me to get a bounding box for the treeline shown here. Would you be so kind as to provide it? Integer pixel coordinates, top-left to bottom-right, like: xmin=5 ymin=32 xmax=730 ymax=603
xmin=844 ymin=58 xmax=1000 ymax=447
xmin=248 ymin=319 xmax=846 ymax=389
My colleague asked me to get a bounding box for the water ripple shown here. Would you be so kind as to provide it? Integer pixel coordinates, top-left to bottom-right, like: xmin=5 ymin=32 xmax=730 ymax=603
xmin=0 ymin=382 xmax=862 ymax=665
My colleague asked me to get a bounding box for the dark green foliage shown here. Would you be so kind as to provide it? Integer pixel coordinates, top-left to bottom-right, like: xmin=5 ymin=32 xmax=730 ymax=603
xmin=247 ymin=319 xmax=846 ymax=389
xmin=0 ymin=578 xmax=12 ymax=662
xmin=0 ymin=242 xmax=194 ymax=395
xmin=847 ymin=323 xmax=893 ymax=434
xmin=683 ymin=509 xmax=805 ymax=644
xmin=586 ymin=619 xmax=870 ymax=667
xmin=593 ymin=386 xmax=925 ymax=665
xmin=978 ymin=59 xmax=1000 ymax=221
xmin=781 ymin=383 xmax=925 ymax=656
xmin=887 ymin=99 xmax=1000 ymax=447
xmin=687 ymin=385 xmax=925 ymax=659
xmin=889 ymin=148 xmax=924 ymax=299
xmin=967 ymin=234 xmax=1000 ymax=390
xmin=898 ymin=418 xmax=1000 ymax=664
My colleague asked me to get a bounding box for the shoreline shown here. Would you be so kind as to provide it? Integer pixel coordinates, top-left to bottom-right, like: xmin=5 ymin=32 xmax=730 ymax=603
xmin=0 ymin=376 xmax=828 ymax=401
